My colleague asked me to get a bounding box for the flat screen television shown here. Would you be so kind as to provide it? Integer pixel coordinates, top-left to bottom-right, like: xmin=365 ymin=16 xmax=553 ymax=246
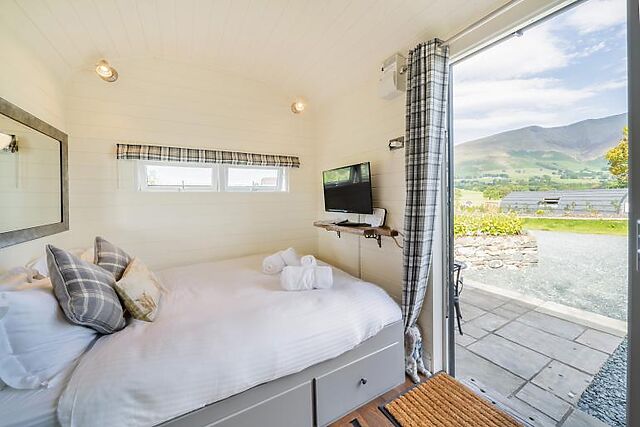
xmin=323 ymin=162 xmax=373 ymax=214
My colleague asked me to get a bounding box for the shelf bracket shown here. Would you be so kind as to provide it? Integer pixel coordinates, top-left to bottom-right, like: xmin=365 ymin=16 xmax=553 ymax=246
xmin=363 ymin=231 xmax=382 ymax=248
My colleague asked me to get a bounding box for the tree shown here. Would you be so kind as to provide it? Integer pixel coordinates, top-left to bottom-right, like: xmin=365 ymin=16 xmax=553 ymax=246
xmin=605 ymin=127 xmax=628 ymax=187
xmin=483 ymin=185 xmax=513 ymax=200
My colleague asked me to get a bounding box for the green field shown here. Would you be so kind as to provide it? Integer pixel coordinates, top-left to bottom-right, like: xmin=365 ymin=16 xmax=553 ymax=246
xmin=522 ymin=218 xmax=628 ymax=236
xmin=456 ymin=189 xmax=487 ymax=206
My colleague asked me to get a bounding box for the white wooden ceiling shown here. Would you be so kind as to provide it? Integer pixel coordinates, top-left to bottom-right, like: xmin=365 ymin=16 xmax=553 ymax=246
xmin=2 ymin=0 xmax=506 ymax=103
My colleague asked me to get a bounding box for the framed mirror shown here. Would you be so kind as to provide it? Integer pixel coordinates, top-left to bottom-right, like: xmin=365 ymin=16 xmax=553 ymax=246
xmin=0 ymin=97 xmax=68 ymax=248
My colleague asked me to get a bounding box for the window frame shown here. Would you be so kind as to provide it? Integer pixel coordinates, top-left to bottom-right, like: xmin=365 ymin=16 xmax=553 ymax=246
xmin=135 ymin=161 xmax=289 ymax=193
xmin=136 ymin=160 xmax=219 ymax=192
xmin=220 ymin=164 xmax=289 ymax=193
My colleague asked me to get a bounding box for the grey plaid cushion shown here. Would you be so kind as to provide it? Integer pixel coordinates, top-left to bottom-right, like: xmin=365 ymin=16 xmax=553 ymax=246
xmin=46 ymin=245 xmax=126 ymax=334
xmin=95 ymin=237 xmax=131 ymax=281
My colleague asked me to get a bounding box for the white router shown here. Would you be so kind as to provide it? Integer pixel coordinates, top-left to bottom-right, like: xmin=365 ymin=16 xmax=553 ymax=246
xmin=364 ymin=208 xmax=387 ymax=227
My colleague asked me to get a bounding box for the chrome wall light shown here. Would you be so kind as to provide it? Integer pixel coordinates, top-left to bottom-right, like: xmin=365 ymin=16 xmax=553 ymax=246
xmin=95 ymin=59 xmax=118 ymax=82
xmin=0 ymin=132 xmax=18 ymax=153
xmin=291 ymin=100 xmax=306 ymax=114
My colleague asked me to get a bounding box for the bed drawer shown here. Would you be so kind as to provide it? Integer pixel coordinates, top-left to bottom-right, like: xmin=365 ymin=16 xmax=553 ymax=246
xmin=315 ymin=342 xmax=404 ymax=426
xmin=210 ymin=381 xmax=313 ymax=427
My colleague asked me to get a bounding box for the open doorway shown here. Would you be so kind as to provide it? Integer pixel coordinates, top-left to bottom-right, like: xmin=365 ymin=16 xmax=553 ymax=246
xmin=448 ymin=1 xmax=628 ymax=425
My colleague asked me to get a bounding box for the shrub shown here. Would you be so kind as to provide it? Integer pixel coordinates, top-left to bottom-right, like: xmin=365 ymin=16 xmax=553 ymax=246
xmin=535 ymin=209 xmax=545 ymax=216
xmin=454 ymin=212 xmax=523 ymax=237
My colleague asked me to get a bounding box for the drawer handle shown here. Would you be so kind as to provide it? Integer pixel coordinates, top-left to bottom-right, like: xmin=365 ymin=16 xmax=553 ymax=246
xmin=360 ymin=378 xmax=368 ymax=385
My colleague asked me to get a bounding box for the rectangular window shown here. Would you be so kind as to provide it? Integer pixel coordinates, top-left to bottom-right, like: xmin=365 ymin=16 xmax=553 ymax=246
xmin=222 ymin=165 xmax=288 ymax=192
xmin=136 ymin=161 xmax=289 ymax=192
xmin=137 ymin=161 xmax=217 ymax=192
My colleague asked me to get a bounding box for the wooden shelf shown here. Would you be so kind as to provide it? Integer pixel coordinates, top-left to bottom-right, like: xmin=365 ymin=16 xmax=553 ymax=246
xmin=313 ymin=221 xmax=399 ymax=248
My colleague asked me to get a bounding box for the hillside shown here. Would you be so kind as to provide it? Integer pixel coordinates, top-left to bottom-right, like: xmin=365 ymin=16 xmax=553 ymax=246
xmin=455 ymin=113 xmax=628 ymax=181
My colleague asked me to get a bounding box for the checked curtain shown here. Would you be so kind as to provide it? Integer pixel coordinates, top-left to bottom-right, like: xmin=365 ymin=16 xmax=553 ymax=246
xmin=402 ymin=39 xmax=450 ymax=383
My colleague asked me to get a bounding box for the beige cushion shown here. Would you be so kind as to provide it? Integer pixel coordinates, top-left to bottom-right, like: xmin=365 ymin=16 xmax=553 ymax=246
xmin=114 ymin=258 xmax=163 ymax=322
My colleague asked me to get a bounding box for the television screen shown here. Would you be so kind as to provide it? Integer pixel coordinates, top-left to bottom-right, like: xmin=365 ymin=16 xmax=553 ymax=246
xmin=323 ymin=162 xmax=373 ymax=214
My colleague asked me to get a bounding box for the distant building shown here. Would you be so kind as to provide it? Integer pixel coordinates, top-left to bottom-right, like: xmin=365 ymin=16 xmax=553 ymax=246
xmin=500 ymin=189 xmax=628 ymax=216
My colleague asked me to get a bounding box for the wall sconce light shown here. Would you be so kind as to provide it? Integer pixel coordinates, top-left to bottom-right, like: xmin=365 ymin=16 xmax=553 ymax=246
xmin=291 ymin=100 xmax=306 ymax=114
xmin=388 ymin=136 xmax=404 ymax=150
xmin=95 ymin=59 xmax=118 ymax=82
xmin=0 ymin=133 xmax=18 ymax=153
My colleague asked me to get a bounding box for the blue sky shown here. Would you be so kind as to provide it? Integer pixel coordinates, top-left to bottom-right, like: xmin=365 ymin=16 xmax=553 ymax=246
xmin=453 ymin=0 xmax=627 ymax=143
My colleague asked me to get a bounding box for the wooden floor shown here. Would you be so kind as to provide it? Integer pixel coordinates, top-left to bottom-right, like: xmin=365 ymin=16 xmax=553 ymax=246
xmin=329 ymin=377 xmax=418 ymax=427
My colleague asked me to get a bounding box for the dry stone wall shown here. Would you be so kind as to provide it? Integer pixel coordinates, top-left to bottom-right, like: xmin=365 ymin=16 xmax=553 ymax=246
xmin=454 ymin=234 xmax=538 ymax=270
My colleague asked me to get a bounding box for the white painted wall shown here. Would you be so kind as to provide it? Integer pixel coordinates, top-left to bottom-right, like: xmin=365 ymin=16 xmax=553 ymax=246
xmin=0 ymin=24 xmax=69 ymax=268
xmin=313 ymin=73 xmax=447 ymax=370
xmin=0 ymin=56 xmax=317 ymax=270
xmin=315 ymin=78 xmax=405 ymax=298
xmin=63 ymin=58 xmax=318 ymax=269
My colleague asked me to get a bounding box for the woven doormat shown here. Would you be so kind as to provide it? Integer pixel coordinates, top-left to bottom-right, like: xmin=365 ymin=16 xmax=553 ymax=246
xmin=381 ymin=372 xmax=522 ymax=427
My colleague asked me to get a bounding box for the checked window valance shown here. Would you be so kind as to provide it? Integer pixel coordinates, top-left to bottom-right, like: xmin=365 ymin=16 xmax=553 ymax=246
xmin=116 ymin=143 xmax=300 ymax=168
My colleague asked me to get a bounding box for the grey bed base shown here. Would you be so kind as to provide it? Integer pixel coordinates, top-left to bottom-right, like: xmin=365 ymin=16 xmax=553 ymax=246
xmin=160 ymin=321 xmax=404 ymax=427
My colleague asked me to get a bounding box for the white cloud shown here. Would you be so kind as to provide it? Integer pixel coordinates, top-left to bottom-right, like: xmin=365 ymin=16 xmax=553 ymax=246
xmin=454 ymin=26 xmax=570 ymax=81
xmin=590 ymin=79 xmax=627 ymax=91
xmin=563 ymin=0 xmax=626 ymax=34
xmin=452 ymin=78 xmax=616 ymax=142
xmin=454 ymin=78 xmax=594 ymax=113
xmin=572 ymin=41 xmax=606 ymax=58
xmin=452 ymin=0 xmax=627 ymax=143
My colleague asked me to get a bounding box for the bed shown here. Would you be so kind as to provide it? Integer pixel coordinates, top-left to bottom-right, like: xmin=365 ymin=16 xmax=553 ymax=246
xmin=1 ymin=254 xmax=404 ymax=427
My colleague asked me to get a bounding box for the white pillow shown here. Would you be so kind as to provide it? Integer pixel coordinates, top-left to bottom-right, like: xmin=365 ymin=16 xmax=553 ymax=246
xmin=0 ymin=267 xmax=40 ymax=291
xmin=0 ymin=286 xmax=98 ymax=389
xmin=26 ymin=247 xmax=94 ymax=278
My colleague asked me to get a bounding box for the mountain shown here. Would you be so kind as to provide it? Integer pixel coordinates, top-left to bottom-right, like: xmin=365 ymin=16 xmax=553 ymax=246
xmin=455 ymin=113 xmax=628 ymax=180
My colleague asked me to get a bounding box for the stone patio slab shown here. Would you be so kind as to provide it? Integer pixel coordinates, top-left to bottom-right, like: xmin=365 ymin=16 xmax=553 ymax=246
xmin=461 ymin=288 xmax=508 ymax=311
xmin=518 ymin=311 xmax=586 ymax=340
xmin=468 ymin=334 xmax=550 ymax=379
xmin=457 ymin=285 xmax=626 ymax=425
xmin=460 ymin=323 xmax=489 ymax=339
xmin=465 ymin=312 xmax=511 ymax=332
xmin=455 ymin=333 xmax=476 ymax=347
xmin=501 ymin=299 xmax=539 ymax=313
xmin=576 ymin=329 xmax=624 ymax=354
xmin=532 ymin=361 xmax=593 ymax=404
xmin=496 ymin=321 xmax=608 ymax=375
xmin=561 ymin=409 xmax=610 ymax=427
xmin=455 ymin=345 xmax=526 ymax=398
xmin=504 ymin=397 xmax=557 ymax=427
xmin=493 ymin=306 xmax=525 ymax=320
xmin=516 ymin=383 xmax=572 ymax=421
xmin=459 ymin=303 xmax=487 ymax=322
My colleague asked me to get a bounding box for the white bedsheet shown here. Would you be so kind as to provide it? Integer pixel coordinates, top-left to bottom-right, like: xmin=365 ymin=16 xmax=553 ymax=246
xmin=57 ymin=255 xmax=401 ymax=427
xmin=0 ymin=360 xmax=77 ymax=427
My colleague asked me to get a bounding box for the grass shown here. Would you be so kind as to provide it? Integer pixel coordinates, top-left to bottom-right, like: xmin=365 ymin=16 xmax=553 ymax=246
xmin=456 ymin=189 xmax=487 ymax=206
xmin=522 ymin=218 xmax=628 ymax=236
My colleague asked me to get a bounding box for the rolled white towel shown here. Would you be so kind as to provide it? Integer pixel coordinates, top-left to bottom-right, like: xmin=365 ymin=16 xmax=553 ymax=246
xmin=281 ymin=247 xmax=301 ymax=266
xmin=300 ymin=255 xmax=317 ymax=267
xmin=280 ymin=266 xmax=333 ymax=291
xmin=262 ymin=252 xmax=286 ymax=275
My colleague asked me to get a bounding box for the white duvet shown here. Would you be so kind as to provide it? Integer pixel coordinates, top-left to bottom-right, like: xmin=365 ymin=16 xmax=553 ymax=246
xmin=57 ymin=255 xmax=401 ymax=427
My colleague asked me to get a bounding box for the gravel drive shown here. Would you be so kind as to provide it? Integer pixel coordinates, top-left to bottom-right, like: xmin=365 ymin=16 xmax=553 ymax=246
xmin=463 ymin=230 xmax=628 ymax=320
xmin=578 ymin=339 xmax=628 ymax=427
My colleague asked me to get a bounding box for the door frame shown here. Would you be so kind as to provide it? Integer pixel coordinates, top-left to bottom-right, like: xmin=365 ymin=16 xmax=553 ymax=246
xmin=626 ymin=1 xmax=638 ymax=425
xmin=444 ymin=0 xmax=633 ymax=391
